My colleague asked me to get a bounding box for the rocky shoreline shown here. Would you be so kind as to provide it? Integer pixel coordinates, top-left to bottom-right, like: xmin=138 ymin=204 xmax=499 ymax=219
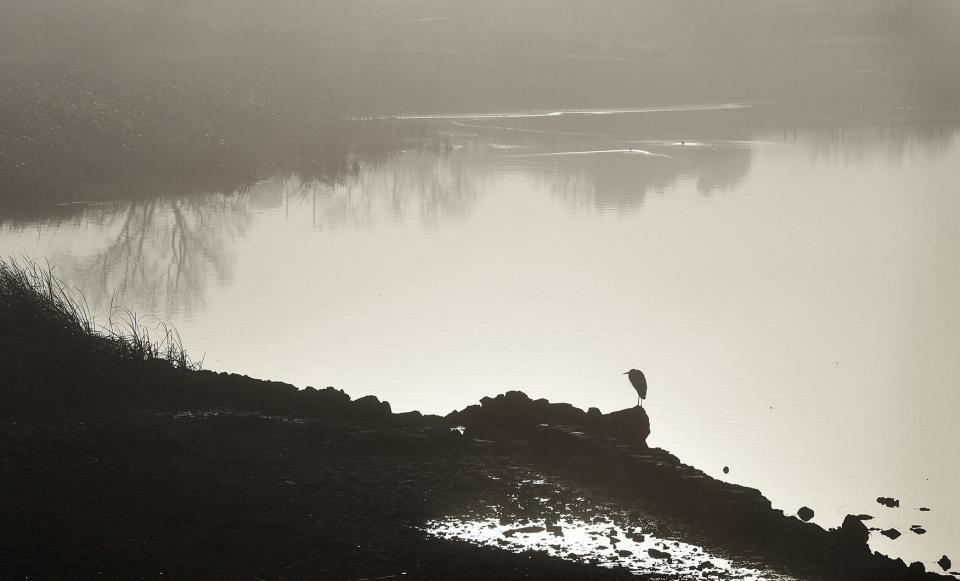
xmin=3 ymin=350 xmax=954 ymax=579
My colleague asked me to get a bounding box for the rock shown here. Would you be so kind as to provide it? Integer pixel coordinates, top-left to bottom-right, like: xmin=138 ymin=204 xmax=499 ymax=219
xmin=797 ymin=506 xmax=815 ymax=522
xmin=648 ymin=548 xmax=671 ymax=560
xmin=909 ymin=525 xmax=926 ymax=535
xmin=908 ymin=561 xmax=926 ymax=575
xmin=617 ymin=550 xmax=633 ymax=557
xmin=937 ymin=555 xmax=951 ymax=571
xmin=392 ymin=410 xmax=422 ymax=425
xmin=853 ymin=514 xmax=874 ymax=521
xmin=918 ymin=507 xmax=931 ymax=512
xmin=837 ymin=514 xmax=870 ymax=546
xmin=723 ymin=466 xmax=729 ymax=474
xmin=353 ymin=395 xmax=391 ymax=419
xmin=446 ymin=392 xmax=650 ymax=445
xmin=503 ymin=526 xmax=545 ymax=537
xmin=471 ymin=391 xmax=588 ymax=428
xmin=697 ymin=561 xmax=716 ymax=570
xmin=596 ymin=406 xmax=650 ymax=445
xmin=876 ymin=497 xmax=900 ymax=508
xmin=880 ymin=528 xmax=901 ymax=540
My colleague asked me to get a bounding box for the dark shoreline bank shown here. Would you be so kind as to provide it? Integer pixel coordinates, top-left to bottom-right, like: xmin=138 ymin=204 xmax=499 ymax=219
xmin=2 ymin=367 xmax=953 ymax=579
xmin=1 ymin=262 xmax=953 ymax=580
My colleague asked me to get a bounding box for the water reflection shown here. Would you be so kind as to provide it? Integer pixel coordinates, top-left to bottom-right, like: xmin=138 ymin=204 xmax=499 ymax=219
xmin=427 ymin=515 xmax=795 ymax=580
xmin=1 ymin=118 xmax=956 ymax=318
xmin=788 ymin=123 xmax=958 ymax=167
xmin=526 ymin=140 xmax=754 ymax=211
xmin=304 ymin=147 xmax=482 ymax=230
xmin=52 ymin=194 xmax=249 ymax=316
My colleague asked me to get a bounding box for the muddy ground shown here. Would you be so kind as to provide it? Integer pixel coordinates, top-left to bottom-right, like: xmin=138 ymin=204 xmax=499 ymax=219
xmin=1 ymin=407 xmax=801 ymax=580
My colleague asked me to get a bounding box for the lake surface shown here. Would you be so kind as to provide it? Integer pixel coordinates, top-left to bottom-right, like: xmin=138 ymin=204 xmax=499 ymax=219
xmin=2 ymin=106 xmax=958 ymax=570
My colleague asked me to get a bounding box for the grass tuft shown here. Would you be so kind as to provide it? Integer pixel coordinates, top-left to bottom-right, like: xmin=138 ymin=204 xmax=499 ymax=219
xmin=0 ymin=257 xmax=199 ymax=370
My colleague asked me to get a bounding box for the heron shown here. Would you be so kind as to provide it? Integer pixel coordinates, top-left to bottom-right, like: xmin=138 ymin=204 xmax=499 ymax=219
xmin=624 ymin=369 xmax=647 ymax=407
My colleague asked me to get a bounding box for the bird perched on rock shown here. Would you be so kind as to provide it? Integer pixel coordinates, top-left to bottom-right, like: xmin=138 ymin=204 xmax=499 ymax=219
xmin=624 ymin=369 xmax=647 ymax=407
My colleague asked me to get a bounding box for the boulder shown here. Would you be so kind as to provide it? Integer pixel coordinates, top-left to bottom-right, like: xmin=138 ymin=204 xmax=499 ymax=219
xmin=837 ymin=514 xmax=870 ymax=546
xmin=596 ymin=406 xmax=650 ymax=446
xmin=352 ymin=395 xmax=392 ymax=420
xmin=797 ymin=506 xmax=815 ymax=522
xmin=445 ymin=391 xmax=649 ymax=446
xmin=462 ymin=391 xmax=588 ymax=429
xmin=392 ymin=410 xmax=423 ymax=426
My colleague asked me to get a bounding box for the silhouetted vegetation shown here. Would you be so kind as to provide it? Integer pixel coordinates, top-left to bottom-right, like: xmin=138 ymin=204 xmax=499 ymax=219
xmin=0 ymin=258 xmax=197 ymax=368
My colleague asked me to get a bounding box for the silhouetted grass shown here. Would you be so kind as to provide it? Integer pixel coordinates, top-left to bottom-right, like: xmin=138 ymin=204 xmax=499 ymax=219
xmin=0 ymin=257 xmax=198 ymax=370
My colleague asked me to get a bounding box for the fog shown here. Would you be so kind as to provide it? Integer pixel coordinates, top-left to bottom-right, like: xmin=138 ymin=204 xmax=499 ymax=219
xmin=2 ymin=2 xmax=960 ymax=578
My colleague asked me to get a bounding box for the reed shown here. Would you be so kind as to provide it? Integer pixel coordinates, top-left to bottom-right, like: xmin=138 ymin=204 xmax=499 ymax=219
xmin=0 ymin=257 xmax=199 ymax=370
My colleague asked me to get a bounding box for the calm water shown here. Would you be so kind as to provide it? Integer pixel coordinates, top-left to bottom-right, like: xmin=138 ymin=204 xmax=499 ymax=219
xmin=2 ymin=109 xmax=958 ymax=569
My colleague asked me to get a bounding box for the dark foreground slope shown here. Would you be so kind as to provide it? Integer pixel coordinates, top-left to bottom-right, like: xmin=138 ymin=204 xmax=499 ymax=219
xmin=0 ymin=262 xmax=951 ymax=580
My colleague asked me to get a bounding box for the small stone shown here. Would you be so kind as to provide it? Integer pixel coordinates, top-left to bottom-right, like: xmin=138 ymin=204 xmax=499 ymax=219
xmin=880 ymin=528 xmax=901 ymax=540
xmin=697 ymin=561 xmax=716 ymax=570
xmin=617 ymin=550 xmax=633 ymax=557
xmin=937 ymin=555 xmax=951 ymax=571
xmin=722 ymin=466 xmax=729 ymax=474
xmin=876 ymin=497 xmax=900 ymax=508
xmin=909 ymin=526 xmax=926 ymax=535
xmin=797 ymin=506 xmax=815 ymax=521
xmin=648 ymin=548 xmax=672 ymax=560
xmin=503 ymin=525 xmax=544 ymax=537
xmin=919 ymin=507 xmax=931 ymax=512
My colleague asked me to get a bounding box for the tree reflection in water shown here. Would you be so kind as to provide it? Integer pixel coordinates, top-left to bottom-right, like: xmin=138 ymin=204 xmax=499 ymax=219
xmin=66 ymin=193 xmax=252 ymax=316
xmin=1 ymin=119 xmax=954 ymax=318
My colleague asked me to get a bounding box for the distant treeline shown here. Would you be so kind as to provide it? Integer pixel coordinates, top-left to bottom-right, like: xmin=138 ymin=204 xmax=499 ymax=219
xmin=1 ymin=0 xmax=958 ymax=204
xmin=3 ymin=0 xmax=957 ymax=110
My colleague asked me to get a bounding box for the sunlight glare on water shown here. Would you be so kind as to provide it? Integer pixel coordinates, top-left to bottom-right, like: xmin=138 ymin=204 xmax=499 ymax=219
xmin=426 ymin=515 xmax=796 ymax=580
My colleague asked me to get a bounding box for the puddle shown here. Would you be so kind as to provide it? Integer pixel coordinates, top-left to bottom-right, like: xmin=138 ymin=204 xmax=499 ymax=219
xmin=426 ymin=515 xmax=796 ymax=580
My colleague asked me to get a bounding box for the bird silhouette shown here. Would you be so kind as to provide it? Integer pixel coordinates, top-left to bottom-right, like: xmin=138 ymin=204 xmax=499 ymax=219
xmin=624 ymin=369 xmax=647 ymax=407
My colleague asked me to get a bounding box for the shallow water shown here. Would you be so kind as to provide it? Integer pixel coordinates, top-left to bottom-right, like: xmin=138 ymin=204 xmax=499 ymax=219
xmin=2 ymin=110 xmax=958 ymax=570
xmin=427 ymin=515 xmax=795 ymax=580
